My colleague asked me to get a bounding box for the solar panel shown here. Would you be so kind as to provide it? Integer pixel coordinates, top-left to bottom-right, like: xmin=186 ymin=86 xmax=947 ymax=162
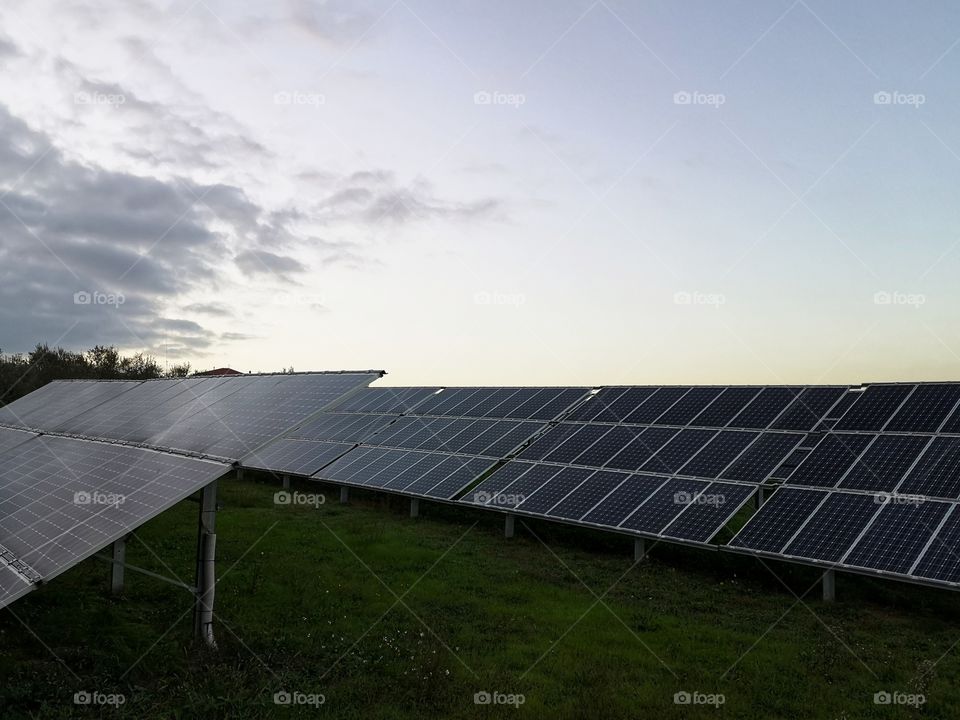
xmin=834 ymin=385 xmax=915 ymax=432
xmin=660 ymin=482 xmax=755 ymax=543
xmin=329 ymin=387 xmax=440 ymax=414
xmin=409 ymin=387 xmax=588 ymax=420
xmin=243 ymin=439 xmax=354 ymax=476
xmin=465 ymin=462 xmax=541 ymax=506
xmin=541 ymin=425 xmax=612 ymax=465
xmin=942 ymin=404 xmax=960 ymax=435
xmin=580 ymin=474 xmax=664 ymax=526
xmin=0 ymin=380 xmax=141 ymax=430
xmin=825 ymin=391 xmax=858 ymax=420
xmin=603 ymin=427 xmax=680 ymax=471
xmin=476 ymin=464 xmax=567 ymax=510
xmin=771 ymin=387 xmax=848 ymax=431
xmin=728 ymin=387 xmax=798 ymax=429
xmin=618 ymin=478 xmax=710 ymax=534
xmin=783 ymin=492 xmax=881 ymax=562
xmin=897 ymin=437 xmax=960 ymax=499
xmin=566 ymin=387 xmax=657 ymax=423
xmin=912 ymin=508 xmax=960 ymax=583
xmin=640 ymin=428 xmax=717 ymax=474
xmin=690 ymin=387 xmax=761 ymax=428
xmin=515 ymin=466 xmax=594 ymax=514
xmin=654 ymin=387 xmax=725 ymax=426
xmin=0 ymin=427 xmax=36 ymax=455
xmin=837 ymin=435 xmax=932 ymax=492
xmin=885 ymin=383 xmax=960 ymax=433
xmin=677 ymin=430 xmax=759 ymax=479
xmin=0 ymin=435 xmax=228 ymax=609
xmin=719 ymin=433 xmax=804 ymax=483
xmin=786 ymin=433 xmax=874 ymax=488
xmin=624 ymin=387 xmax=691 ymax=424
xmin=516 ymin=424 xmax=582 ymax=461
xmin=843 ymin=500 xmax=951 ymax=574
xmin=546 ymin=471 xmax=627 ymax=520
xmin=728 ymin=487 xmax=829 ymax=553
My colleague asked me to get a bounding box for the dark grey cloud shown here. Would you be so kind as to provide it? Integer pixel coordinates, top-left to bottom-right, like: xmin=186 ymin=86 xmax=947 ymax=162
xmin=286 ymin=0 xmax=379 ymax=45
xmin=235 ymin=249 xmax=307 ymax=278
xmin=183 ymin=302 xmax=233 ymax=317
xmin=0 ymin=34 xmax=18 ymax=58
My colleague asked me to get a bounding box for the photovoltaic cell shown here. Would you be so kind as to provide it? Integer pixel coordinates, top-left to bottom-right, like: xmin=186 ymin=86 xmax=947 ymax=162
xmin=330 ymin=387 xmax=440 ymax=414
xmin=640 ymin=429 xmax=717 ymax=474
xmin=728 ymin=487 xmax=828 ymax=553
xmin=547 ymin=471 xmax=626 ymax=520
xmin=787 ymin=433 xmax=874 ymax=488
xmin=843 ymin=501 xmax=951 ymax=574
xmin=690 ymin=387 xmax=761 ymax=428
xmin=515 ymin=467 xmax=594 ymax=515
xmin=243 ymin=439 xmax=353 ymax=476
xmin=624 ymin=387 xmax=690 ymax=424
xmin=604 ymin=427 xmax=679 ymax=471
xmin=728 ymin=388 xmax=798 ymax=429
xmin=518 ymin=425 xmax=582 ymax=461
xmin=581 ymin=474 xmax=663 ymax=526
xmin=565 ymin=388 xmax=656 ymax=423
xmin=677 ymin=431 xmax=759 ymax=479
xmin=783 ymin=493 xmax=881 ymax=563
xmin=543 ymin=425 xmax=612 ymax=465
xmin=0 ymin=380 xmax=141 ymax=430
xmin=483 ymin=464 xmax=564 ymax=509
xmin=912 ymin=509 xmax=960 ymax=583
xmin=618 ymin=478 xmax=709 ymax=534
xmin=654 ymin=387 xmax=724 ymax=426
xmin=897 ymin=437 xmax=960 ymax=499
xmin=834 ymin=385 xmax=914 ymax=432
xmin=837 ymin=435 xmax=932 ymax=492
xmin=884 ymin=384 xmax=960 ymax=433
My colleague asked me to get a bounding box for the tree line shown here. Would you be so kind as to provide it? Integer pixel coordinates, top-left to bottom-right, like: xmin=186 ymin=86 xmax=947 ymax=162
xmin=0 ymin=344 xmax=191 ymax=406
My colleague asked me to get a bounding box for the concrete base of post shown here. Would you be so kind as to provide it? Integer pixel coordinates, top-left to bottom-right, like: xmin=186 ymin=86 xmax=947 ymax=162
xmin=822 ymin=570 xmax=836 ymax=602
xmin=504 ymin=514 xmax=515 ymax=539
xmin=110 ymin=537 xmax=126 ymax=595
xmin=340 ymin=486 xmax=349 ymax=504
xmin=410 ymin=498 xmax=420 ymax=518
xmin=634 ymin=538 xmax=647 ymax=562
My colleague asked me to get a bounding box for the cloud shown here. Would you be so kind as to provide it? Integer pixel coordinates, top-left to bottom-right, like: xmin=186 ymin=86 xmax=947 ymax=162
xmin=0 ymin=34 xmax=18 ymax=58
xmin=235 ymin=249 xmax=308 ymax=278
xmin=286 ymin=0 xmax=380 ymax=45
xmin=183 ymin=302 xmax=234 ymax=317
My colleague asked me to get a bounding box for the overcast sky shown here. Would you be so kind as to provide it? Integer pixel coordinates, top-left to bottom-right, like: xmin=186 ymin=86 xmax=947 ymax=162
xmin=1 ymin=0 xmax=959 ymax=386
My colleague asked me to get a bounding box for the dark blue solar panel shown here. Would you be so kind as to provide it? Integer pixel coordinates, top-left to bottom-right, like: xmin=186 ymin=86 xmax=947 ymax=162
xmin=784 ymin=493 xmax=881 ymax=562
xmin=844 ymin=501 xmax=950 ymax=574
xmin=787 ymin=434 xmax=874 ymax=488
xmin=837 ymin=435 xmax=932 ymax=492
xmin=897 ymin=437 xmax=960 ymax=499
xmin=885 ymin=384 xmax=960 ymax=433
xmin=661 ymin=482 xmax=755 ymax=543
xmin=834 ymin=385 xmax=914 ymax=432
xmin=728 ymin=487 xmax=828 ymax=553
xmin=771 ymin=387 xmax=848 ymax=431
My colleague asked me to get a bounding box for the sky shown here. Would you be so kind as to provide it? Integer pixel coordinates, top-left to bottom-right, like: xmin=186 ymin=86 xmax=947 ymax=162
xmin=0 ymin=0 xmax=959 ymax=387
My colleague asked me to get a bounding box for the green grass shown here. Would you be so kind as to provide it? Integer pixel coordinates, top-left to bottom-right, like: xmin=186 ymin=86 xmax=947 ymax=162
xmin=2 ymin=474 xmax=959 ymax=718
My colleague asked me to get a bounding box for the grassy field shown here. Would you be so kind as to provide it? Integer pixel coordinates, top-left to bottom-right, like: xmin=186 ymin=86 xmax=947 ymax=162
xmin=1 ymin=473 xmax=959 ymax=718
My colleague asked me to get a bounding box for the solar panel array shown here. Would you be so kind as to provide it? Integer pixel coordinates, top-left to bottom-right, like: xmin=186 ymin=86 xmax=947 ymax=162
xmin=242 ymin=387 xmax=440 ymax=476
xmin=730 ymin=383 xmax=960 ymax=588
xmin=311 ymin=387 xmax=589 ymax=500
xmin=0 ymin=373 xmax=381 ymax=461
xmin=0 ymin=372 xmax=380 ymax=610
xmin=457 ymin=386 xmax=850 ymax=544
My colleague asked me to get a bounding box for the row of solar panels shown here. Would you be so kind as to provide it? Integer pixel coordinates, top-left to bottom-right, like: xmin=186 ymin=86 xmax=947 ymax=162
xmin=0 ymin=373 xmax=383 ymax=610
xmin=238 ymin=382 xmax=960 ymax=590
